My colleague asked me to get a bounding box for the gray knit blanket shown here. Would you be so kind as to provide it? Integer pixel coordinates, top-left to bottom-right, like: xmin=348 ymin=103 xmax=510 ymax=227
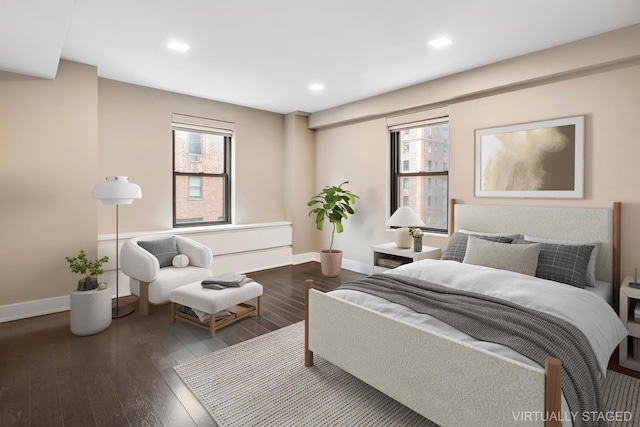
xmin=339 ymin=273 xmax=604 ymax=427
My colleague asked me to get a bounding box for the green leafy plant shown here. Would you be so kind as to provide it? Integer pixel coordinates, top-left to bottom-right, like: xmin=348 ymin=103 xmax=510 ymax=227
xmin=409 ymin=226 xmax=424 ymax=238
xmin=66 ymin=250 xmax=109 ymax=277
xmin=307 ymin=181 xmax=359 ymax=253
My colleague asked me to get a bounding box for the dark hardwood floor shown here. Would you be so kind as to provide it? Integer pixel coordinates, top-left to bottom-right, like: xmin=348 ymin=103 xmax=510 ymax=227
xmin=2 ymin=262 xmax=637 ymax=426
xmin=0 ymin=262 xmax=365 ymax=427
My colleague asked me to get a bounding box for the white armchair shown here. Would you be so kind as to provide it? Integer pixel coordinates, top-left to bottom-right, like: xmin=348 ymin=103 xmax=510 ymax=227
xmin=121 ymin=234 xmax=213 ymax=316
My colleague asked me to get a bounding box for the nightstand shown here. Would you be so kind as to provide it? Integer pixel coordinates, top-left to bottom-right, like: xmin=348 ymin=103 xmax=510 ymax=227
xmin=371 ymin=242 xmax=441 ymax=274
xmin=619 ymin=276 xmax=640 ymax=371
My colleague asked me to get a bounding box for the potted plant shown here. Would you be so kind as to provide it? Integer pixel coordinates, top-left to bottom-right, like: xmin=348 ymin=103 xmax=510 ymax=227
xmin=307 ymin=181 xmax=359 ymax=277
xmin=66 ymin=250 xmax=109 ymax=291
xmin=409 ymin=226 xmax=424 ymax=252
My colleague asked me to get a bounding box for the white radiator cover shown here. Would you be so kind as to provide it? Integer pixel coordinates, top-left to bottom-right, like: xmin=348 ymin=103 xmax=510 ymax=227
xmin=1 ymin=222 xmax=293 ymax=322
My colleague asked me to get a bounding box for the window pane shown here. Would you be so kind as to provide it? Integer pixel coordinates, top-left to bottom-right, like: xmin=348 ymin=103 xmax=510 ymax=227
xmin=188 ymin=176 xmax=202 ymax=199
xmin=398 ymin=123 xmax=449 ymax=172
xmin=397 ymin=175 xmax=448 ymax=230
xmin=175 ymin=175 xmax=226 ymax=224
xmin=174 ymin=130 xmax=225 ymax=173
xmin=189 ymin=133 xmax=202 ymax=155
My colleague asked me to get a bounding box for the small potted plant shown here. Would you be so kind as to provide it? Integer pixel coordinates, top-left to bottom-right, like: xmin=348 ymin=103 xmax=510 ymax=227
xmin=409 ymin=226 xmax=424 ymax=252
xmin=307 ymin=181 xmax=359 ymax=277
xmin=66 ymin=250 xmax=109 ymax=291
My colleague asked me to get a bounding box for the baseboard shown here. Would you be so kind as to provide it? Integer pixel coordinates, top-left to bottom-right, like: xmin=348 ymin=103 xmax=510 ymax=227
xmin=1 ymin=295 xmax=70 ymax=323
xmin=1 ymin=252 xmax=370 ymax=323
xmin=292 ymin=252 xmax=319 ymax=264
xmin=294 ymin=252 xmax=369 ymax=275
xmin=341 ymin=258 xmax=371 ymax=275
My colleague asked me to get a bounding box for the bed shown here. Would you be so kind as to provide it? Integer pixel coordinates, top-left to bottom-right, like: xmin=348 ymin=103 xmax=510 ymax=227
xmin=304 ymin=201 xmax=626 ymax=427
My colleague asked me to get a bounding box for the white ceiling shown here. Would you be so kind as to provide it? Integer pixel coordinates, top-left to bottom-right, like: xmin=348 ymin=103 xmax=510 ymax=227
xmin=1 ymin=0 xmax=639 ymax=114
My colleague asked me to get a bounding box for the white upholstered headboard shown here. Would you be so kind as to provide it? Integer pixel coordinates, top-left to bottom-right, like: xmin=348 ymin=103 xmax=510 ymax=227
xmin=453 ymin=202 xmax=621 ymax=308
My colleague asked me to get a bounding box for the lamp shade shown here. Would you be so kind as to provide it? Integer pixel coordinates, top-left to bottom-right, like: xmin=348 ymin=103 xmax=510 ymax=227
xmin=385 ymin=207 xmax=425 ymax=227
xmin=92 ymin=176 xmax=142 ymax=205
xmin=386 ymin=207 xmax=424 ymax=249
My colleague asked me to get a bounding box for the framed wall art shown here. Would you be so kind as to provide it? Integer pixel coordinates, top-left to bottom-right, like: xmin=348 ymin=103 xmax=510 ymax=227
xmin=475 ymin=115 xmax=584 ymax=198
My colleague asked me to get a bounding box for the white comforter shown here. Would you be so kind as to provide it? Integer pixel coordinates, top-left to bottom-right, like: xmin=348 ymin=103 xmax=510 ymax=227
xmin=330 ymin=259 xmax=627 ymax=426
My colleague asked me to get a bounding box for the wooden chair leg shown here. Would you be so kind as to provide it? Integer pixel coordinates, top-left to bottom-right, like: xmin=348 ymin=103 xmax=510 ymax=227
xmin=257 ymin=295 xmax=263 ymax=316
xmin=139 ymin=281 xmax=150 ymax=316
xmin=171 ymin=302 xmax=176 ymax=324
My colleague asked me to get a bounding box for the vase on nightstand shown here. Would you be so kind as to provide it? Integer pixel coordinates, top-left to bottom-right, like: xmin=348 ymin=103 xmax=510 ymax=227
xmin=413 ymin=237 xmax=422 ymax=252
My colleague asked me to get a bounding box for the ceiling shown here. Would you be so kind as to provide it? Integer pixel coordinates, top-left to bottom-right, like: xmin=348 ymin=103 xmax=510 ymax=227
xmin=1 ymin=1 xmax=639 ymax=114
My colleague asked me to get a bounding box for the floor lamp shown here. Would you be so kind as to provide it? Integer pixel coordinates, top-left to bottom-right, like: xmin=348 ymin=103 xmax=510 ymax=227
xmin=92 ymin=176 xmax=142 ymax=318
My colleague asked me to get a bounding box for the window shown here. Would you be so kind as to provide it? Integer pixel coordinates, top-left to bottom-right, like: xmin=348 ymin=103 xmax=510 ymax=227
xmin=188 ymin=176 xmax=202 ymax=199
xmin=188 ymin=134 xmax=203 ymax=163
xmin=173 ymin=126 xmax=232 ymax=226
xmin=403 ymin=142 xmax=410 ymax=153
xmin=390 ymin=119 xmax=449 ymax=233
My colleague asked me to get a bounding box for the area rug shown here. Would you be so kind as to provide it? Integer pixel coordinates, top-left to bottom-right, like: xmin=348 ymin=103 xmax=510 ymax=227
xmin=175 ymin=322 xmax=640 ymax=427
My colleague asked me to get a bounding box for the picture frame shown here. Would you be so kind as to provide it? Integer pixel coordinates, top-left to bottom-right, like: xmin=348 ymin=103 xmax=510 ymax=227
xmin=475 ymin=115 xmax=585 ymax=198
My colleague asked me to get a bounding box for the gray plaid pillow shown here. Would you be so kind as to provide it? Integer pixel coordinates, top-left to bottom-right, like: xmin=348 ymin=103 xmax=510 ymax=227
xmin=525 ymin=241 xmax=594 ymax=288
xmin=441 ymin=232 xmax=514 ymax=262
xmin=138 ymin=237 xmax=179 ymax=268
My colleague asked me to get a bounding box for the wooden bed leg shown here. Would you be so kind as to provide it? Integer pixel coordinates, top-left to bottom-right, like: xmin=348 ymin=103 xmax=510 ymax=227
xmin=305 ymin=279 xmax=314 ymax=367
xmin=448 ymin=197 xmax=456 ymax=236
xmin=544 ymin=357 xmax=562 ymax=427
xmin=613 ymin=201 xmax=621 ymax=313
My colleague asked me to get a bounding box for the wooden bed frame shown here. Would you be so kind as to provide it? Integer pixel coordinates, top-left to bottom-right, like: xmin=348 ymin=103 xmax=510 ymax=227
xmin=304 ymin=201 xmax=621 ymax=427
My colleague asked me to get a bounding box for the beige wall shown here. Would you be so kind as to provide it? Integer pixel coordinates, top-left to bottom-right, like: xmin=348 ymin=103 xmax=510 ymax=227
xmin=2 ymin=25 xmax=639 ymax=310
xmin=284 ymin=112 xmax=319 ymax=254
xmin=311 ymin=25 xmax=640 ymax=277
xmin=97 ymin=79 xmax=286 ymax=234
xmin=1 ymin=62 xmax=287 ymax=308
xmin=448 ymin=64 xmax=640 ymax=274
xmin=315 ymin=119 xmax=389 ymax=258
xmin=0 ymin=61 xmax=99 ymax=305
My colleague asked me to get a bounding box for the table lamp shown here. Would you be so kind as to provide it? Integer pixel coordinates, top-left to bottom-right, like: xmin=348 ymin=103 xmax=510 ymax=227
xmin=386 ymin=207 xmax=424 ymax=248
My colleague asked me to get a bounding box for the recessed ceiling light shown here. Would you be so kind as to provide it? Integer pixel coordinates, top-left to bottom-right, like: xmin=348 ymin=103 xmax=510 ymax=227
xmin=168 ymin=41 xmax=190 ymax=52
xmin=429 ymin=37 xmax=452 ymax=48
xmin=308 ymin=83 xmax=325 ymax=91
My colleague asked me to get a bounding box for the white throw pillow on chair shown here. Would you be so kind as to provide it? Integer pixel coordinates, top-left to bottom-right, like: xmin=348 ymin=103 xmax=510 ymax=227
xmin=172 ymin=254 xmax=190 ymax=268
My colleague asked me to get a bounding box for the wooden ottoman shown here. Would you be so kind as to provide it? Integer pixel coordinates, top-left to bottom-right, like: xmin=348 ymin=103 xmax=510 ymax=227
xmin=170 ymin=281 xmax=263 ymax=337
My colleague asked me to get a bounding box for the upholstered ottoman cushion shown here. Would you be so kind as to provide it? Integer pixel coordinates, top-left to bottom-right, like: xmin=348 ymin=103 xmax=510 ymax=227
xmin=170 ymin=280 xmax=263 ymax=337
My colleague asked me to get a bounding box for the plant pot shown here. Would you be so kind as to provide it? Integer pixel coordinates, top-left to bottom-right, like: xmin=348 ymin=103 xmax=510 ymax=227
xmin=77 ymin=276 xmax=98 ymax=291
xmin=320 ymin=250 xmax=343 ymax=277
xmin=413 ymin=237 xmax=422 ymax=252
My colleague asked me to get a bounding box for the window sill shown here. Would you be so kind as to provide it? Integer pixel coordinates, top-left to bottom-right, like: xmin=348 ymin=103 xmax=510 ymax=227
xmin=98 ymin=221 xmax=292 ymax=242
xmin=422 ymin=231 xmax=449 ymax=238
xmin=385 ymin=228 xmax=449 ymax=238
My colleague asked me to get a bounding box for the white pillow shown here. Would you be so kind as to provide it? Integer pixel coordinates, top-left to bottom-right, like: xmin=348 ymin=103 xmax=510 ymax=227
xmin=172 ymin=254 xmax=190 ymax=268
xmin=463 ymin=237 xmax=541 ymax=277
xmin=523 ymin=235 xmax=600 ymax=287
xmin=458 ymin=229 xmax=522 ymax=241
